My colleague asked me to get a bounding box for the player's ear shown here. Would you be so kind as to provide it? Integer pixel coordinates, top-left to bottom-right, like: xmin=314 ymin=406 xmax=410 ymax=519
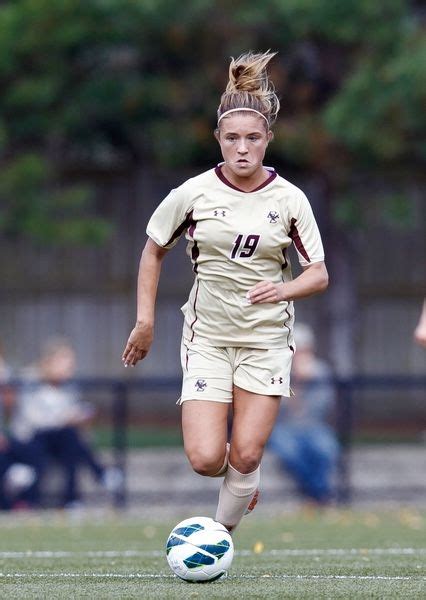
xmin=267 ymin=130 xmax=274 ymax=143
xmin=214 ymin=128 xmax=221 ymax=143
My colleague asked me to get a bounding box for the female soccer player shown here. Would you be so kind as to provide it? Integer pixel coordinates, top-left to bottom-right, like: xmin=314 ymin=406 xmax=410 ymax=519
xmin=122 ymin=51 xmax=328 ymax=532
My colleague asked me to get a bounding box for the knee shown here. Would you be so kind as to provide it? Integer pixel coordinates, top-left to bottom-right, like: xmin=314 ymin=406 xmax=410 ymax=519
xmin=185 ymin=448 xmax=224 ymax=477
xmin=230 ymin=446 xmax=262 ymax=474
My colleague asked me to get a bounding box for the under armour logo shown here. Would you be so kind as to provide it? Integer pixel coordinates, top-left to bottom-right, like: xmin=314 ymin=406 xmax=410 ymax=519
xmin=267 ymin=211 xmax=280 ymax=224
xmin=214 ymin=210 xmax=226 ymax=217
xmin=195 ymin=379 xmax=207 ymax=391
xmin=271 ymin=377 xmax=283 ymax=385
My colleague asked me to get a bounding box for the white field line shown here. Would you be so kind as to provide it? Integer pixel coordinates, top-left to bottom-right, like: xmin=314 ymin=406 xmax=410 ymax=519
xmin=0 ymin=548 xmax=425 ymax=559
xmin=0 ymin=573 xmax=424 ymax=582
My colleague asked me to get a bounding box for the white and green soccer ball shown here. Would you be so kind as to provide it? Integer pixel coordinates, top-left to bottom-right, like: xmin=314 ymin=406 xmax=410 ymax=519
xmin=166 ymin=516 xmax=234 ymax=582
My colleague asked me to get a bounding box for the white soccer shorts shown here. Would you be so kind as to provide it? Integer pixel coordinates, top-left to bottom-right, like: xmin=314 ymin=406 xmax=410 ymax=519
xmin=178 ymin=338 xmax=293 ymax=403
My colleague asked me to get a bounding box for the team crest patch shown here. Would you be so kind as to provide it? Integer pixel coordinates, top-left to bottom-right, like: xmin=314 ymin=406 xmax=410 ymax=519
xmin=195 ymin=379 xmax=207 ymax=391
xmin=267 ymin=211 xmax=280 ymax=223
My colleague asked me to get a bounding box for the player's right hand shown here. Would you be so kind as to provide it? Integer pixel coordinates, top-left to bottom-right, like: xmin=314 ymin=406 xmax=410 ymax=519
xmin=122 ymin=322 xmax=154 ymax=367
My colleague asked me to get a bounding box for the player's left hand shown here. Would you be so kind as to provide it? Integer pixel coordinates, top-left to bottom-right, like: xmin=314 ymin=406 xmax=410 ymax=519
xmin=246 ymin=281 xmax=285 ymax=304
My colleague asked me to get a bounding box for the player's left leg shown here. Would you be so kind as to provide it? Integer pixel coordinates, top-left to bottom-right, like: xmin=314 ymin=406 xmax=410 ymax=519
xmin=215 ymin=386 xmax=281 ymax=532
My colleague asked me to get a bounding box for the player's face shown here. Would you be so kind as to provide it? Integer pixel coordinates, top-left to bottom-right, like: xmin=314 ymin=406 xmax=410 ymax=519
xmin=215 ymin=114 xmax=273 ymax=181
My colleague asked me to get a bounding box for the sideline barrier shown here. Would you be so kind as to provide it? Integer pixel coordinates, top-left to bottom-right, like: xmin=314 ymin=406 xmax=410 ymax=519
xmin=1 ymin=376 xmax=425 ymax=507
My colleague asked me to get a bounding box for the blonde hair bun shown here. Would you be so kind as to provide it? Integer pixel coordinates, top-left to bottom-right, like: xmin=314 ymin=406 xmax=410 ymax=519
xmin=218 ymin=51 xmax=280 ymax=128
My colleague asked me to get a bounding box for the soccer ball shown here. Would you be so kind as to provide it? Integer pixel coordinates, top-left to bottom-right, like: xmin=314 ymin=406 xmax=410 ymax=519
xmin=166 ymin=516 xmax=234 ymax=582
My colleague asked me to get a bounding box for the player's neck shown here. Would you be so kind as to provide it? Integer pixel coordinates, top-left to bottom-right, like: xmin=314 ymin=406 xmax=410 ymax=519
xmin=221 ymin=164 xmax=270 ymax=193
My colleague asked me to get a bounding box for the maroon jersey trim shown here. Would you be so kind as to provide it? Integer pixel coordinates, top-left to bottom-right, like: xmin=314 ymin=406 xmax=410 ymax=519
xmin=215 ymin=165 xmax=277 ymax=193
xmin=281 ymin=248 xmax=288 ymax=270
xmin=189 ymin=279 xmax=200 ymax=342
xmin=164 ymin=209 xmax=200 ymax=274
xmin=164 ymin=210 xmax=194 ymax=247
xmin=187 ymin=217 xmax=199 ymax=273
xmin=283 ymin=306 xmax=295 ymax=353
xmin=288 ymin=217 xmax=310 ymax=263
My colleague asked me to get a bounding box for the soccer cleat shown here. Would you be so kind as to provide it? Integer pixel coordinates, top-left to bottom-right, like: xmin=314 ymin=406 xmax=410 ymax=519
xmin=245 ymin=488 xmax=259 ymax=515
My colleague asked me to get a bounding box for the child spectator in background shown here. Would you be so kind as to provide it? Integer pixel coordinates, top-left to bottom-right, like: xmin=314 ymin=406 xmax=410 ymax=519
xmin=0 ymin=339 xmax=37 ymax=509
xmin=8 ymin=337 xmax=121 ymax=508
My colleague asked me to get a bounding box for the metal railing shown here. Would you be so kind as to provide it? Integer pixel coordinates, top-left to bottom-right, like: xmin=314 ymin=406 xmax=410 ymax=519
xmin=1 ymin=375 xmax=425 ymax=507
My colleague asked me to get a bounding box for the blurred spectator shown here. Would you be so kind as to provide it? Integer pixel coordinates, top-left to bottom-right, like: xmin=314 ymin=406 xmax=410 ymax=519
xmin=0 ymin=340 xmax=12 ymax=383
xmin=0 ymin=340 xmax=38 ymax=510
xmin=268 ymin=324 xmax=339 ymax=505
xmin=7 ymin=337 xmax=121 ymax=508
xmin=413 ymin=300 xmax=426 ymax=348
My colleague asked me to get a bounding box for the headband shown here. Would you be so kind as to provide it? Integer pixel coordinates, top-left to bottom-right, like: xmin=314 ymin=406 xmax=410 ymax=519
xmin=217 ymin=108 xmax=269 ymax=125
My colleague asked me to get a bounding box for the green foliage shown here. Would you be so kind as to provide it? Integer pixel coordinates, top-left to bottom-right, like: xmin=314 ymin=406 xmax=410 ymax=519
xmin=333 ymin=190 xmax=417 ymax=231
xmin=0 ymin=153 xmax=111 ymax=244
xmin=272 ymin=0 xmax=407 ymax=44
xmin=324 ymin=33 xmax=426 ymax=164
xmin=0 ymin=0 xmax=423 ymax=238
xmin=381 ymin=193 xmax=416 ymax=228
xmin=333 ymin=194 xmax=364 ymax=229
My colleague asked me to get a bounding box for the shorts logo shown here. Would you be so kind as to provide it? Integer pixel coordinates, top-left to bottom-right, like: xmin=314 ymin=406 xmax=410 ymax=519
xmin=267 ymin=211 xmax=280 ymax=224
xmin=271 ymin=377 xmax=283 ymax=385
xmin=195 ymin=379 xmax=207 ymax=391
xmin=214 ymin=209 xmax=227 ymax=217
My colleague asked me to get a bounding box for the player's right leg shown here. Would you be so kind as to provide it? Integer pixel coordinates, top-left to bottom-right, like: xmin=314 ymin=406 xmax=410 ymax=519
xmin=182 ymin=400 xmax=229 ymax=476
xmin=179 ymin=340 xmax=233 ymax=476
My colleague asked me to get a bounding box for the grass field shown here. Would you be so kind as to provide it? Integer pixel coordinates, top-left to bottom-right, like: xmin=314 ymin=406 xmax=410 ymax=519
xmin=0 ymin=507 xmax=424 ymax=599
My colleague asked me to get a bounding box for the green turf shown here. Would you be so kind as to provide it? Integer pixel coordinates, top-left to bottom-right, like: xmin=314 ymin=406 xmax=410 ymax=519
xmin=94 ymin=426 xmax=424 ymax=448
xmin=93 ymin=425 xmax=183 ymax=448
xmin=0 ymin=508 xmax=424 ymax=599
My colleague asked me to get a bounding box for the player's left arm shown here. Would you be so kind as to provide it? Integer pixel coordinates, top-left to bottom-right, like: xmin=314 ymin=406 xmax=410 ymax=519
xmin=247 ymin=261 xmax=328 ymax=304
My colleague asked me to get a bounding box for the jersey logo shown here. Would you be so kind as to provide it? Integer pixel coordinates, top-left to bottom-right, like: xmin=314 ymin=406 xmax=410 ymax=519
xmin=195 ymin=379 xmax=207 ymax=391
xmin=267 ymin=211 xmax=280 ymax=224
xmin=271 ymin=377 xmax=283 ymax=385
xmin=214 ymin=209 xmax=227 ymax=217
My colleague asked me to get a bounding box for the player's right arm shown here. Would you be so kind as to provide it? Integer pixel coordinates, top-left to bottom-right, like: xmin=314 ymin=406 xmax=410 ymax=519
xmin=414 ymin=299 xmax=426 ymax=347
xmin=122 ymin=238 xmax=168 ymax=367
xmin=123 ymin=179 xmax=194 ymax=366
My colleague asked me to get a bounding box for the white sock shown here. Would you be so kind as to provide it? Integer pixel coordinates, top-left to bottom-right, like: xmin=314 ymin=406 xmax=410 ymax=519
xmin=215 ymin=462 xmax=260 ymax=531
xmin=210 ymin=443 xmax=230 ymax=477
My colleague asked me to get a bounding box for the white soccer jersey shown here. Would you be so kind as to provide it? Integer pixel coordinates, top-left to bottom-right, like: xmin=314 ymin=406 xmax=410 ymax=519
xmin=146 ymin=165 xmax=324 ymax=349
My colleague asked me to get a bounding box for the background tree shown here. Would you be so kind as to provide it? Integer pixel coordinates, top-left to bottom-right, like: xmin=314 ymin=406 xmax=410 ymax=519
xmin=0 ymin=0 xmax=423 ymax=372
xmin=0 ymin=0 xmax=423 ymax=241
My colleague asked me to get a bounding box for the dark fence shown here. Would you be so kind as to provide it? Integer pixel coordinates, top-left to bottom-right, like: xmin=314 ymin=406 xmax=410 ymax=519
xmin=335 ymin=375 xmax=426 ymax=504
xmin=1 ymin=375 xmax=425 ymax=508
